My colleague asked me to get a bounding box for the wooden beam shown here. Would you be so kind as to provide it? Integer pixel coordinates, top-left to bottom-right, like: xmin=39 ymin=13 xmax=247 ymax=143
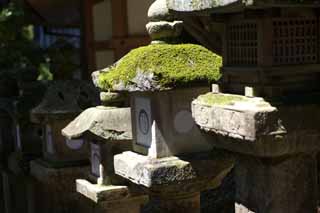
xmin=111 ymin=0 xmax=128 ymax=38
xmin=81 ymin=0 xmax=96 ymax=79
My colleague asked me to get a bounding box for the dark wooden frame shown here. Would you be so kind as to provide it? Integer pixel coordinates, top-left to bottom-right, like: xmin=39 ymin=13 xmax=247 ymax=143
xmin=82 ymin=0 xmax=150 ymax=79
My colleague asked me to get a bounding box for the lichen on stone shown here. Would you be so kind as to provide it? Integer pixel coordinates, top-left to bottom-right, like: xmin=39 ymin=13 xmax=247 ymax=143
xmin=98 ymin=44 xmax=222 ymax=92
xmin=197 ymin=93 xmax=247 ymax=106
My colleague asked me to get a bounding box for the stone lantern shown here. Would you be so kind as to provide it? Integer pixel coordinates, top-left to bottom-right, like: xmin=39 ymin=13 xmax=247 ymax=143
xmin=62 ymin=92 xmax=148 ymax=212
xmin=2 ymin=81 xmax=48 ymax=213
xmin=29 ymin=81 xmax=99 ymax=213
xmin=93 ymin=0 xmax=234 ymax=212
xmin=168 ymin=0 xmax=320 ymax=212
xmin=95 ymin=2 xmax=221 ymax=159
xmin=31 ymin=81 xmax=99 ymax=167
xmin=62 ymin=105 xmax=132 ymax=185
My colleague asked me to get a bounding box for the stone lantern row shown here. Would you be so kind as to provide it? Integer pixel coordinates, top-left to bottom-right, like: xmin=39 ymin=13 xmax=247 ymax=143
xmin=1 ymin=0 xmax=320 ymax=213
xmin=61 ymin=0 xmax=233 ymax=212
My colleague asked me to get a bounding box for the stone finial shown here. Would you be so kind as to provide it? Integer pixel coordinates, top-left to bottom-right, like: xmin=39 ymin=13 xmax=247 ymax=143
xmin=148 ymin=0 xmax=173 ymax=21
xmin=146 ymin=0 xmax=183 ymax=43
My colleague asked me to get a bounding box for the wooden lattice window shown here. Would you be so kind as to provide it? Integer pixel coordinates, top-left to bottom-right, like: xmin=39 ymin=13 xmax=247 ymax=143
xmin=272 ymin=18 xmax=318 ymax=65
xmin=227 ymin=21 xmax=258 ymax=66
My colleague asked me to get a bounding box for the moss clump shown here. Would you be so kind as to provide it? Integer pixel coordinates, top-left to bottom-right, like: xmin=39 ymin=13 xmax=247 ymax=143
xmin=98 ymin=44 xmax=222 ymax=91
xmin=197 ymin=93 xmax=247 ymax=106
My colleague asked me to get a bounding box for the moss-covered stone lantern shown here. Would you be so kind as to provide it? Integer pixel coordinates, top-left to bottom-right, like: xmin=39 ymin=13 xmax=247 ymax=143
xmin=98 ymin=44 xmax=221 ymax=158
xmin=31 ymin=81 xmax=99 ymax=167
xmin=96 ymin=1 xmax=234 ymax=212
xmin=95 ymin=7 xmax=222 ymax=158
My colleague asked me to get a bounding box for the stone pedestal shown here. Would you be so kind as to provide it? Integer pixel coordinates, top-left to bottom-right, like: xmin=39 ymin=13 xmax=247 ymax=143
xmin=152 ymin=192 xmax=200 ymax=213
xmin=30 ymin=160 xmax=91 ymax=213
xmin=76 ymin=179 xmax=148 ymax=213
xmin=234 ymin=153 xmax=317 ymax=213
xmin=114 ymin=150 xmax=234 ymax=213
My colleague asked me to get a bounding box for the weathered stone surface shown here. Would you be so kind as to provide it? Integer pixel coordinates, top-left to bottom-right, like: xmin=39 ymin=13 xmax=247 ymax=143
xmin=192 ymin=93 xmax=278 ymax=141
xmin=200 ymin=170 xmax=235 ymax=213
xmin=167 ymin=0 xmax=320 ymax=13
xmin=31 ymin=80 xmax=99 ymax=122
xmin=62 ymin=106 xmax=132 ymax=141
xmin=150 ymin=192 xmax=201 ymax=213
xmin=114 ymin=150 xmax=234 ymax=190
xmin=146 ymin=21 xmax=183 ymax=41
xmin=167 ymin=0 xmax=238 ymax=12
xmin=100 ymin=92 xmax=128 ymax=106
xmin=30 ymin=160 xmax=91 ymax=213
xmin=234 ymin=153 xmax=317 ymax=213
xmin=115 ymin=151 xmax=196 ymax=187
xmin=76 ymin=179 xmax=129 ymax=203
xmin=76 ymin=179 xmax=148 ymax=213
xmin=99 ymin=195 xmax=149 ymax=213
xmin=40 ymin=118 xmax=89 ymax=167
xmin=132 ymin=87 xmax=213 ymax=158
xmin=192 ymin=92 xmax=320 ymax=157
xmin=148 ymin=0 xmax=173 ymax=21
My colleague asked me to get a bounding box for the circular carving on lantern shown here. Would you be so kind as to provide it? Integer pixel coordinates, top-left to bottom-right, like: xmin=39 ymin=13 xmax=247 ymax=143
xmin=138 ymin=109 xmax=150 ymax=135
xmin=174 ymin=110 xmax=194 ymax=134
xmin=66 ymin=139 xmax=84 ymax=150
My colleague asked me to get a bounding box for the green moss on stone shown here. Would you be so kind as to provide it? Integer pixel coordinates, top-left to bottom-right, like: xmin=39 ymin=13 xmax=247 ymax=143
xmin=98 ymin=44 xmax=222 ymax=91
xmin=197 ymin=93 xmax=247 ymax=106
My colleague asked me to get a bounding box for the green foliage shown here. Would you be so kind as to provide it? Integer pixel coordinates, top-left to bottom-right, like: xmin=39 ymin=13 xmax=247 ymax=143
xmin=37 ymin=63 xmax=53 ymax=81
xmin=0 ymin=3 xmax=50 ymax=82
xmin=98 ymin=44 xmax=222 ymax=91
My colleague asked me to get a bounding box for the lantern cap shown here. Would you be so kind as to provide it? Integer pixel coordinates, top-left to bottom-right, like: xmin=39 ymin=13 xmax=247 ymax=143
xmin=95 ymin=44 xmax=221 ymax=92
xmin=31 ymin=81 xmax=99 ymax=122
xmin=62 ymin=106 xmax=132 ymax=142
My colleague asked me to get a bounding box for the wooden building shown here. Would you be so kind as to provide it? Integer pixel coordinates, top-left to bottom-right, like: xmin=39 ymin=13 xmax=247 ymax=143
xmin=24 ymin=0 xmax=153 ymax=79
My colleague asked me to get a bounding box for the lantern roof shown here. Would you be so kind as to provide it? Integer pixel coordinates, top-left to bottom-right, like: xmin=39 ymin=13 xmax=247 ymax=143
xmin=31 ymin=81 xmax=99 ymax=122
xmin=94 ymin=44 xmax=222 ymax=92
xmin=167 ymin=0 xmax=320 ymax=15
xmin=61 ymin=106 xmax=132 ymax=141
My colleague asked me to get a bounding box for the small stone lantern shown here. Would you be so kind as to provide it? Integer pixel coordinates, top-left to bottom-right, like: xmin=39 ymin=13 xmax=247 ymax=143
xmin=31 ymin=81 xmax=99 ymax=167
xmin=62 ymin=104 xmax=132 ymax=185
xmin=62 ymin=92 xmax=148 ymax=212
